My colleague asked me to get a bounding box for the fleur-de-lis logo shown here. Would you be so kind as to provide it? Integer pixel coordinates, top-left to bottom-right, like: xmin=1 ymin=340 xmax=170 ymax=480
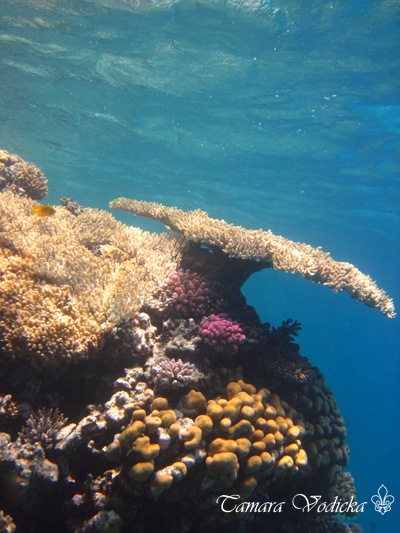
xmin=371 ymin=485 xmax=394 ymax=514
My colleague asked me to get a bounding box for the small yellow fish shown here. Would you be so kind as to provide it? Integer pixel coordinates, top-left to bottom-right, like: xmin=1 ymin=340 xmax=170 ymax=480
xmin=31 ymin=205 xmax=56 ymax=217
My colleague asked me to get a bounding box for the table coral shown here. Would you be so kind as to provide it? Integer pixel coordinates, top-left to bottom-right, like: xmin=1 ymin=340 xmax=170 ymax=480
xmin=0 ymin=153 xmax=367 ymax=533
xmin=110 ymin=197 xmax=395 ymax=317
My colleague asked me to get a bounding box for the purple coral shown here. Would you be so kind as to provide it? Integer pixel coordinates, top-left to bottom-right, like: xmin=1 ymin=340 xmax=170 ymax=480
xmin=199 ymin=313 xmax=246 ymax=354
xmin=151 ymin=357 xmax=200 ymax=389
xmin=162 ymin=269 xmax=211 ymax=318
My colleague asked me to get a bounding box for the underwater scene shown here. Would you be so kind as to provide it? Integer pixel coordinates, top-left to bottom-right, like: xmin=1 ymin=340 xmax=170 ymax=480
xmin=0 ymin=0 xmax=399 ymax=532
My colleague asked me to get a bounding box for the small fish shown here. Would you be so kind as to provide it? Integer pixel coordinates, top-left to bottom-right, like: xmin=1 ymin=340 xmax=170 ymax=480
xmin=31 ymin=205 xmax=56 ymax=217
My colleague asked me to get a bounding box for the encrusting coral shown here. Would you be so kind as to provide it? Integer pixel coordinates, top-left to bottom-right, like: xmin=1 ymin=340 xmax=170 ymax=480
xmin=110 ymin=197 xmax=395 ymax=318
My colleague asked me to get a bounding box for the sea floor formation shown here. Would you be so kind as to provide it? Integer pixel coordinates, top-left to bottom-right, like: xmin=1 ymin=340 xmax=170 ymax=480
xmin=0 ymin=151 xmax=375 ymax=533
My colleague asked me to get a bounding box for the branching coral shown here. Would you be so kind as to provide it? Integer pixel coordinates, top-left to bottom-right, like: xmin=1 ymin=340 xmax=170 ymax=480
xmin=0 ymin=395 xmax=19 ymax=422
xmin=18 ymin=408 xmax=68 ymax=451
xmin=161 ymin=268 xmax=212 ymax=317
xmin=0 ymin=191 xmax=183 ymax=364
xmin=147 ymin=357 xmax=202 ymax=390
xmin=0 ymin=150 xmax=48 ymax=200
xmin=199 ymin=313 xmax=246 ymax=354
xmin=0 ymin=247 xmax=102 ymax=364
xmin=110 ymin=197 xmax=395 ymax=318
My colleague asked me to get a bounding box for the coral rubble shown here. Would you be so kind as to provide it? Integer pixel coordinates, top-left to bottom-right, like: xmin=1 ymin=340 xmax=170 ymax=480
xmin=0 ymin=152 xmax=373 ymax=533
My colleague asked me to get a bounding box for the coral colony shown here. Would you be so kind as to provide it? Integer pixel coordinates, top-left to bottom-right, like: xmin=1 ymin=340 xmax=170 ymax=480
xmin=0 ymin=150 xmax=395 ymax=533
xmin=199 ymin=314 xmax=246 ymax=354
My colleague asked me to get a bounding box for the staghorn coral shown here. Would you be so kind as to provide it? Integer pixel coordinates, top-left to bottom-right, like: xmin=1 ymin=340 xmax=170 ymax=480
xmin=0 ymin=150 xmax=48 ymax=200
xmin=18 ymin=407 xmax=68 ymax=451
xmin=0 ymin=191 xmax=183 ymax=365
xmin=110 ymin=197 xmax=395 ymax=318
xmin=199 ymin=313 xmax=246 ymax=354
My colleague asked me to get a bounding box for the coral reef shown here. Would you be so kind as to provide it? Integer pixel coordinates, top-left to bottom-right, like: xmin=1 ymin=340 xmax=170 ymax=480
xmin=110 ymin=197 xmax=395 ymax=318
xmin=0 ymin=154 xmax=370 ymax=533
xmin=0 ymin=150 xmax=48 ymax=200
xmin=0 ymin=396 xmax=19 ymax=423
xmin=0 ymin=432 xmax=58 ymax=509
xmin=0 ymin=190 xmax=183 ymax=366
xmin=60 ymin=197 xmax=84 ymax=216
xmin=147 ymin=357 xmax=203 ymax=390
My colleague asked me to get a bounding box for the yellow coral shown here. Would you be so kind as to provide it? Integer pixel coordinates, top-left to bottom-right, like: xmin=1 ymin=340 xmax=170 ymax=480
xmin=181 ymin=390 xmax=206 ymax=411
xmin=119 ymin=420 xmax=145 ymax=449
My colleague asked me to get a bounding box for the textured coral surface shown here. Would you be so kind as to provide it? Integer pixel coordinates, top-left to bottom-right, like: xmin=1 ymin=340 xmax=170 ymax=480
xmin=110 ymin=197 xmax=395 ymax=318
xmin=0 ymin=153 xmax=368 ymax=533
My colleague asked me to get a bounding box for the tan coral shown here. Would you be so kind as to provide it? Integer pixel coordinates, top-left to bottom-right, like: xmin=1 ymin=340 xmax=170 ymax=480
xmin=118 ymin=420 xmax=145 ymax=449
xmin=181 ymin=390 xmax=206 ymax=412
xmin=0 ymin=190 xmax=183 ymax=365
xmin=0 ymin=248 xmax=101 ymax=365
xmin=206 ymin=452 xmax=238 ymax=477
xmin=100 ymin=377 xmax=351 ymax=511
xmin=0 ymin=150 xmax=48 ymax=199
xmin=132 ymin=436 xmax=160 ymax=460
xmin=129 ymin=462 xmax=154 ymax=483
xmin=110 ymin=197 xmax=395 ymax=318
xmin=181 ymin=426 xmax=203 ymax=450
xmin=195 ymin=415 xmax=213 ymax=437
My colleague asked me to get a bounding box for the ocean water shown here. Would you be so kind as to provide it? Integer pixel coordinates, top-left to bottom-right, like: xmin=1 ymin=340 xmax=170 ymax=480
xmin=0 ymin=0 xmax=399 ymax=532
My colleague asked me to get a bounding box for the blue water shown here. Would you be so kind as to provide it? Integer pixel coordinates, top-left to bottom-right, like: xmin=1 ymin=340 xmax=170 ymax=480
xmin=1 ymin=0 xmax=399 ymax=531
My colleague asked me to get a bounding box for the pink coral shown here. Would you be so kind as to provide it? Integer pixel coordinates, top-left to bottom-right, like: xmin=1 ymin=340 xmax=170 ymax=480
xmin=199 ymin=313 xmax=246 ymax=354
xmin=162 ymin=269 xmax=211 ymax=318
